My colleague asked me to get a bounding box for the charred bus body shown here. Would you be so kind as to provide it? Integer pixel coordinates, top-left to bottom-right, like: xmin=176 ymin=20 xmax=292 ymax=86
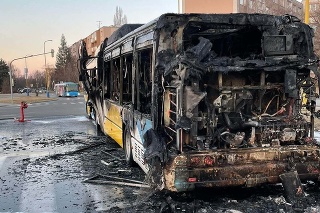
xmin=79 ymin=13 xmax=320 ymax=192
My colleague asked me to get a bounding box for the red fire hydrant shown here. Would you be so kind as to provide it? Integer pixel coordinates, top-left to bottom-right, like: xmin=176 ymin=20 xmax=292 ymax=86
xmin=18 ymin=101 xmax=28 ymax=122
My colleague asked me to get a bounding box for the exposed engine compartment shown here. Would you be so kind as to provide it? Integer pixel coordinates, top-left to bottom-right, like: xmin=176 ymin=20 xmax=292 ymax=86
xmin=160 ymin=14 xmax=318 ymax=152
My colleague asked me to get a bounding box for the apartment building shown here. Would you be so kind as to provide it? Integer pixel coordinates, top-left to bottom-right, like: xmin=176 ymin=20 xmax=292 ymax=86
xmin=309 ymin=0 xmax=320 ymax=24
xmin=84 ymin=26 xmax=118 ymax=56
xmin=179 ymin=0 xmax=304 ymax=20
xmin=309 ymin=0 xmax=320 ymax=13
xmin=69 ymin=26 xmax=118 ymax=59
xmin=308 ymin=0 xmax=320 ymax=52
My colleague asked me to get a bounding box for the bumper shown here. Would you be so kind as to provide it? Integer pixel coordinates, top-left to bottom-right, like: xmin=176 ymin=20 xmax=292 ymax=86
xmin=164 ymin=146 xmax=320 ymax=192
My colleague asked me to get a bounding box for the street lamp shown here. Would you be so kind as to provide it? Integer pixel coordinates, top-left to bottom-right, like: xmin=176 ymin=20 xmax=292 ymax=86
xmin=44 ymin=39 xmax=52 ymax=97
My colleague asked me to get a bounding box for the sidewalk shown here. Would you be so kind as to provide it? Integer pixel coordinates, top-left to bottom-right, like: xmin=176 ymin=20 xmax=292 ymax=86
xmin=0 ymin=92 xmax=57 ymax=107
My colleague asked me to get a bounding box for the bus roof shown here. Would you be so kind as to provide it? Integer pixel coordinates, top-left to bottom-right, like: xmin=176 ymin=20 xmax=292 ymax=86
xmin=102 ymin=13 xmax=303 ymax=53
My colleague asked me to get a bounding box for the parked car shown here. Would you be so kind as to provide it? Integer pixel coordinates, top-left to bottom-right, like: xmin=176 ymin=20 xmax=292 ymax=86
xmin=38 ymin=87 xmax=46 ymax=94
xmin=19 ymin=88 xmax=31 ymax=93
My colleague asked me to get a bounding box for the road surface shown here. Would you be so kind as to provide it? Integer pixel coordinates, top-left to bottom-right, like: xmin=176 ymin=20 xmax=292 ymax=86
xmin=0 ymin=94 xmax=320 ymax=212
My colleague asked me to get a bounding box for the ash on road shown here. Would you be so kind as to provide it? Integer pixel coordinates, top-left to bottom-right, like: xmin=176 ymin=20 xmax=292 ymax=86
xmin=0 ymin=116 xmax=320 ymax=213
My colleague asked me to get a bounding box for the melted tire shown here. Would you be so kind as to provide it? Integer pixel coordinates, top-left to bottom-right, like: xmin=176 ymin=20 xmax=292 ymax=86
xmin=86 ymin=102 xmax=92 ymax=119
xmin=124 ymin=127 xmax=134 ymax=166
xmin=92 ymin=108 xmax=103 ymax=135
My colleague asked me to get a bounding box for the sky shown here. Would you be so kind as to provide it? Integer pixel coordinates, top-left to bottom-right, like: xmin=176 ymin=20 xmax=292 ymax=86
xmin=0 ymin=0 xmax=178 ymax=76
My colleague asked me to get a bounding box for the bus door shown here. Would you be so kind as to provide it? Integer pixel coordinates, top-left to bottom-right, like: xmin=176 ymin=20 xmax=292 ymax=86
xmin=130 ymin=48 xmax=153 ymax=167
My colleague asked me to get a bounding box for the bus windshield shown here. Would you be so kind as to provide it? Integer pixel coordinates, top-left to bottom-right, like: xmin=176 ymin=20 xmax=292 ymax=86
xmin=66 ymin=84 xmax=78 ymax=92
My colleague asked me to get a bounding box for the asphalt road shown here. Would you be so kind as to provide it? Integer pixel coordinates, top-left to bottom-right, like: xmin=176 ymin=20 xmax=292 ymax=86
xmin=0 ymin=116 xmax=143 ymax=212
xmin=0 ymin=94 xmax=86 ymax=120
xmin=0 ymin=94 xmax=150 ymax=212
xmin=1 ymin=94 xmax=320 ymax=212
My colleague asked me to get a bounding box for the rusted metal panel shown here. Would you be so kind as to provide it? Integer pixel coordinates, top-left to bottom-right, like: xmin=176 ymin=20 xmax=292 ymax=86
xmin=164 ymin=146 xmax=320 ymax=191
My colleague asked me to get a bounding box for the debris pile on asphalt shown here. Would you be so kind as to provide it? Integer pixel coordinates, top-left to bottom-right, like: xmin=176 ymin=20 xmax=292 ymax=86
xmin=2 ymin=129 xmax=320 ymax=213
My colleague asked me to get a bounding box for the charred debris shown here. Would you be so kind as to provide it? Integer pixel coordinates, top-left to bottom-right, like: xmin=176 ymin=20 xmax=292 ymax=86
xmin=150 ymin=14 xmax=320 ymax=157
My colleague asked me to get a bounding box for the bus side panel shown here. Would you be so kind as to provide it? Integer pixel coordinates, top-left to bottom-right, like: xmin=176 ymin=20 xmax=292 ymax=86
xmin=55 ymin=85 xmax=63 ymax=97
xmin=103 ymin=101 xmax=123 ymax=147
xmin=131 ymin=116 xmax=152 ymax=171
xmin=67 ymin=91 xmax=79 ymax=97
xmin=132 ymin=117 xmax=152 ymax=144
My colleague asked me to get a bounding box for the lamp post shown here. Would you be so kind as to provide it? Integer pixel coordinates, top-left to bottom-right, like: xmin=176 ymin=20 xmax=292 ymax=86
xmin=44 ymin=39 xmax=52 ymax=97
xmin=9 ymin=50 xmax=55 ymax=103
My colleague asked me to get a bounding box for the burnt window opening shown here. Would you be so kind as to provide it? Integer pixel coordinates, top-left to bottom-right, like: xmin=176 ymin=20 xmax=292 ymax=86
xmin=103 ymin=61 xmax=111 ymax=99
xmin=97 ymin=57 xmax=104 ymax=86
xmin=135 ymin=48 xmax=152 ymax=114
xmin=122 ymin=54 xmax=133 ymax=103
xmin=108 ymin=58 xmax=120 ymax=102
xmin=183 ymin=22 xmax=262 ymax=59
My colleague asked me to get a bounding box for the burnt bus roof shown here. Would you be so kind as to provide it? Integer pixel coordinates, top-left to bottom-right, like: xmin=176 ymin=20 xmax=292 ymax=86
xmin=107 ymin=24 xmax=143 ymax=45
xmin=156 ymin=12 xmax=302 ymax=26
xmin=106 ymin=13 xmax=308 ymax=41
xmin=103 ymin=13 xmax=317 ymax=69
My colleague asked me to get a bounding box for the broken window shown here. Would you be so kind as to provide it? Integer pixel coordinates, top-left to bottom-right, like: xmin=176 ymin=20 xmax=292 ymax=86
xmin=109 ymin=58 xmax=120 ymax=102
xmin=135 ymin=48 xmax=152 ymax=114
xmin=122 ymin=54 xmax=133 ymax=103
xmin=183 ymin=22 xmax=262 ymax=59
xmin=103 ymin=61 xmax=111 ymax=99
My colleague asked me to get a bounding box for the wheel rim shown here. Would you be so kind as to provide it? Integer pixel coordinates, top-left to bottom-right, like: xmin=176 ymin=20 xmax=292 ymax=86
xmin=125 ymin=129 xmax=131 ymax=161
xmin=91 ymin=108 xmax=95 ymax=120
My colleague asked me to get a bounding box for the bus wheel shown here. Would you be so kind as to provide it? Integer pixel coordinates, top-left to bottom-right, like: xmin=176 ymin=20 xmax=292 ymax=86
xmin=92 ymin=108 xmax=102 ymax=135
xmin=124 ymin=127 xmax=134 ymax=165
xmin=86 ymin=103 xmax=92 ymax=119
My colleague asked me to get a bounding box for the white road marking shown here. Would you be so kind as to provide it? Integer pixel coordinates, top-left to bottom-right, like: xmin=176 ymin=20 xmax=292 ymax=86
xmin=0 ymin=156 xmax=7 ymax=171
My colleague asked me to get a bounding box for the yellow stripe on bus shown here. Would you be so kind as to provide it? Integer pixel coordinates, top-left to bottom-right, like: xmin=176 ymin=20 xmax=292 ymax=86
xmin=103 ymin=103 xmax=123 ymax=147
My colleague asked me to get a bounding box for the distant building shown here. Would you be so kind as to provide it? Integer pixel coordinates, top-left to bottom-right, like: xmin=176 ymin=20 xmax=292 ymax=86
xmin=69 ymin=26 xmax=118 ymax=58
xmin=308 ymin=0 xmax=320 ymax=26
xmin=309 ymin=0 xmax=320 ymax=14
xmin=85 ymin=26 xmax=118 ymax=56
xmin=179 ymin=0 xmax=304 ymax=20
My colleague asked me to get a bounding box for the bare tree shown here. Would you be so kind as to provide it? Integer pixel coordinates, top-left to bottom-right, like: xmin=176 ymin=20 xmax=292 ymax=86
xmin=113 ymin=6 xmax=128 ymax=27
xmin=31 ymin=70 xmax=46 ymax=88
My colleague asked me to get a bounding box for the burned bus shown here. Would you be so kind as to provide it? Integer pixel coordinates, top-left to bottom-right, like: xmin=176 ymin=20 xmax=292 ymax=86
xmin=79 ymin=13 xmax=320 ymax=192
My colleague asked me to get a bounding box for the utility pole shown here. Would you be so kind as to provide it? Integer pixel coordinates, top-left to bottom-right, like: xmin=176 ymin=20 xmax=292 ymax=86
xmin=24 ymin=56 xmax=28 ymax=89
xmin=44 ymin=40 xmax=52 ymax=97
xmin=97 ymin=21 xmax=102 ymax=29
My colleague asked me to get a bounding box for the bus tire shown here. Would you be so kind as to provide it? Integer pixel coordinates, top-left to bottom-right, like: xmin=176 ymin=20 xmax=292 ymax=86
xmin=86 ymin=103 xmax=92 ymax=119
xmin=92 ymin=108 xmax=103 ymax=135
xmin=124 ymin=127 xmax=134 ymax=166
